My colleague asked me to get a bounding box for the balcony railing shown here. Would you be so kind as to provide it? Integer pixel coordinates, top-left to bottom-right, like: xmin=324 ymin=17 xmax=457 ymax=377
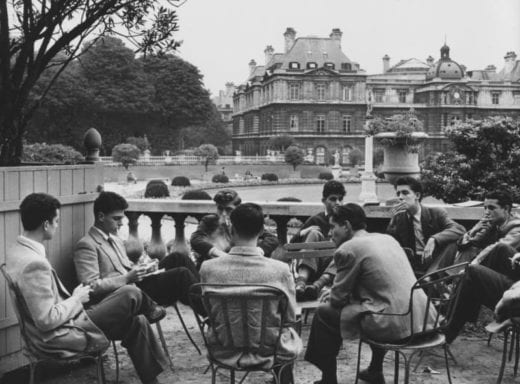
xmin=124 ymin=199 xmax=491 ymax=258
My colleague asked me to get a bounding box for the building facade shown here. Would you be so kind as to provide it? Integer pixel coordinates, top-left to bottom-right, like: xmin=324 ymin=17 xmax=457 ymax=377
xmin=232 ymin=28 xmax=520 ymax=164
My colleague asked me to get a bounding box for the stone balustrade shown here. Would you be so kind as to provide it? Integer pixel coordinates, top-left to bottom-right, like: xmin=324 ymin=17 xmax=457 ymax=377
xmin=125 ymin=199 xmax=496 ymax=258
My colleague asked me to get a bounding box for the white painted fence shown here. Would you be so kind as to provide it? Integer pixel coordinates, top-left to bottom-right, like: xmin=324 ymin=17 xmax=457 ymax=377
xmin=100 ymin=154 xmax=287 ymax=166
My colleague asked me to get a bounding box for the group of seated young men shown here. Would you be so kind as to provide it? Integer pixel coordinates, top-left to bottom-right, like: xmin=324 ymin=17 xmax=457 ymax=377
xmin=7 ymin=177 xmax=520 ymax=384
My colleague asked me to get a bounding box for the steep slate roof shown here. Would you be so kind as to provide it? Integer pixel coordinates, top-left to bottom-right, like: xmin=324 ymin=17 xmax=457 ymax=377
xmin=497 ymin=60 xmax=520 ymax=82
xmin=278 ymin=37 xmax=360 ymax=71
xmin=388 ymin=58 xmax=430 ymax=73
xmin=468 ymin=70 xmax=500 ymax=81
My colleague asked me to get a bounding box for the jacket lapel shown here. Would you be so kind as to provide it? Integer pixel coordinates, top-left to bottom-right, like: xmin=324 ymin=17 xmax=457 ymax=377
xmin=420 ymin=206 xmax=434 ymax=240
xmin=88 ymin=228 xmax=131 ymax=273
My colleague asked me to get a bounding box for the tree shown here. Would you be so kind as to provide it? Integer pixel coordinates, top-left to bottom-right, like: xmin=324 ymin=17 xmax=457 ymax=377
xmin=421 ymin=117 xmax=520 ymax=203
xmin=0 ymin=1 xmax=182 ymax=165
xmin=23 ymin=143 xmax=83 ymax=164
xmin=268 ymin=135 xmax=295 ymax=152
xmin=112 ymin=143 xmax=140 ymax=170
xmin=195 ymin=144 xmax=219 ymax=172
xmin=285 ymin=146 xmax=305 ymax=171
xmin=127 ymin=136 xmax=151 ymax=153
xmin=349 ymin=147 xmax=363 ymax=166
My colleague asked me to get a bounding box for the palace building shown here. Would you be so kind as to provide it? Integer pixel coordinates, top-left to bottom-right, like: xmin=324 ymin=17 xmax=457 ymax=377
xmin=232 ymin=28 xmax=520 ymax=164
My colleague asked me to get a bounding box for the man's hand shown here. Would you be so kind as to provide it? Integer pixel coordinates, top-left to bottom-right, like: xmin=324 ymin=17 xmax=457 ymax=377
xmin=72 ymin=284 xmax=91 ymax=304
xmin=471 ymin=251 xmax=485 ymax=266
xmin=319 ymin=287 xmax=331 ymax=303
xmin=422 ymin=238 xmax=436 ymax=265
xmin=126 ymin=264 xmax=148 ymax=284
xmin=511 ymin=253 xmax=520 ymax=269
xmin=300 ymin=225 xmax=321 ymax=238
xmin=391 ymin=201 xmax=408 ymax=216
xmin=209 ymin=247 xmax=228 ymax=258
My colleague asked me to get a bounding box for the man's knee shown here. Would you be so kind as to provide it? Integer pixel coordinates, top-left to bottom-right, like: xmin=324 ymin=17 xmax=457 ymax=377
xmin=316 ymin=304 xmax=341 ymax=329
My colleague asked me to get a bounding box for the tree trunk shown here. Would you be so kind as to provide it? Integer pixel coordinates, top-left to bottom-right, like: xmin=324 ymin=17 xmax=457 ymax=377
xmin=0 ymin=113 xmax=24 ymax=166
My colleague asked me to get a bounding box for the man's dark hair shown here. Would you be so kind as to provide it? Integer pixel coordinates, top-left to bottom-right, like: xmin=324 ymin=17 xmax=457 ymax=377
xmin=395 ymin=177 xmax=423 ymax=201
xmin=322 ymin=180 xmax=346 ymax=199
xmin=331 ymin=203 xmax=367 ymax=230
xmin=20 ymin=193 xmax=61 ymax=231
xmin=214 ymin=189 xmax=241 ymax=206
xmin=93 ymin=191 xmax=128 ymax=217
xmin=230 ymin=203 xmax=264 ymax=238
xmin=485 ymin=190 xmax=513 ymax=211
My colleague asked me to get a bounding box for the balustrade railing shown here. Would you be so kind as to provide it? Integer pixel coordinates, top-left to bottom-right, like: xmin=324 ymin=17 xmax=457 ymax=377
xmin=100 ymin=155 xmax=287 ymax=166
xmin=124 ymin=199 xmax=489 ymax=259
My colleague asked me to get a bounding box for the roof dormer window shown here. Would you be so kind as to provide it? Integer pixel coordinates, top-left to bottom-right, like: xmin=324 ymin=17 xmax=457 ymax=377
xmin=341 ymin=63 xmax=352 ymax=71
xmin=307 ymin=62 xmax=318 ymax=69
xmin=324 ymin=62 xmax=335 ymax=70
xmin=289 ymin=62 xmax=300 ymax=69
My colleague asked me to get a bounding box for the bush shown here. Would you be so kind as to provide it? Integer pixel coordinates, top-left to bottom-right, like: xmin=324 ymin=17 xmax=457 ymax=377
xmin=212 ymin=174 xmax=229 ymax=183
xmin=261 ymin=173 xmax=279 ymax=182
xmin=144 ymin=180 xmax=170 ymax=198
xmin=182 ymin=190 xmax=212 ymax=200
xmin=171 ymin=176 xmax=191 ymax=187
xmin=23 ymin=143 xmax=84 ymax=164
xmin=277 ymin=197 xmax=302 ymax=202
xmin=112 ymin=143 xmax=140 ymax=169
xmin=318 ymin=172 xmax=333 ymax=180
xmin=349 ymin=147 xmax=363 ymax=166
xmin=284 ymin=145 xmax=305 ymax=171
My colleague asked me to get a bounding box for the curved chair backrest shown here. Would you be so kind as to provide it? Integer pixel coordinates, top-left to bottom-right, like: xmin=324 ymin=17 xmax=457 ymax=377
xmin=189 ymin=283 xmax=289 ymax=367
xmin=408 ymin=262 xmax=469 ymax=341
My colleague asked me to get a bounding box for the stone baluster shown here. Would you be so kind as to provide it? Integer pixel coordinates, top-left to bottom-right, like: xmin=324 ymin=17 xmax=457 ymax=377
xmin=125 ymin=212 xmax=141 ymax=238
xmin=171 ymin=213 xmax=189 ymax=256
xmin=272 ymin=216 xmax=290 ymax=245
xmin=146 ymin=213 xmax=167 ymax=260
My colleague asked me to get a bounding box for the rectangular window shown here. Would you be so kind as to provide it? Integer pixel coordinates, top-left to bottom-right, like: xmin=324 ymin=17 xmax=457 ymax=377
xmin=289 ymin=83 xmax=300 ymax=100
xmin=316 ymin=84 xmax=326 ymax=100
xmin=442 ymin=113 xmax=448 ymax=128
xmin=514 ymin=91 xmax=520 ymax=104
xmin=492 ymin=92 xmax=500 ymax=105
xmin=342 ymin=115 xmax=352 ymax=133
xmin=398 ymin=90 xmax=407 ymax=103
xmin=466 ymin=92 xmax=474 ymax=105
xmin=316 ymin=115 xmax=325 ymax=133
xmin=374 ymin=89 xmax=385 ymax=103
xmin=343 ymin=85 xmax=353 ymax=101
xmin=290 ymin=115 xmax=299 ymax=131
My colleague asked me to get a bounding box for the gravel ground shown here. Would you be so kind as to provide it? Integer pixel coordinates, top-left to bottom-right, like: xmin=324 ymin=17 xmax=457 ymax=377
xmin=2 ymin=305 xmax=518 ymax=384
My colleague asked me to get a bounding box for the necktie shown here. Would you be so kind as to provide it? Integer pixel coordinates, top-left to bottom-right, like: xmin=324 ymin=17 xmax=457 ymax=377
xmin=108 ymin=237 xmax=132 ymax=271
xmin=412 ymin=215 xmax=425 ymax=254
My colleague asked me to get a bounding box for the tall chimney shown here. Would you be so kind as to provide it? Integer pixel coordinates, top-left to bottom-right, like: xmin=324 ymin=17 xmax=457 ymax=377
xmin=264 ymin=45 xmax=274 ymax=65
xmin=504 ymin=51 xmax=518 ymax=74
xmin=486 ymin=64 xmax=497 ymax=73
xmin=283 ymin=27 xmax=296 ymax=53
xmin=426 ymin=55 xmax=434 ymax=66
xmin=329 ymin=28 xmax=343 ymax=49
xmin=248 ymin=59 xmax=257 ymax=76
xmin=382 ymin=54 xmax=390 ymax=73
xmin=225 ymin=82 xmax=235 ymax=96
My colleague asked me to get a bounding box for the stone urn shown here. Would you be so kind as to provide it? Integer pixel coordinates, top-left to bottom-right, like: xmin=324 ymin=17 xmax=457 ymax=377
xmin=375 ymin=132 xmax=428 ymax=184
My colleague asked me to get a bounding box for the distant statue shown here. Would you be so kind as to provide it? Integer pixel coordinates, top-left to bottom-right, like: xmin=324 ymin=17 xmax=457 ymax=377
xmin=333 ymin=150 xmax=340 ymax=167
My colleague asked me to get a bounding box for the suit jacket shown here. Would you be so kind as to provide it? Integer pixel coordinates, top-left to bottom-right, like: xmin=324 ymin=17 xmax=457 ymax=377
xmin=290 ymin=211 xmax=330 ymax=244
xmin=331 ymin=232 xmax=437 ymax=342
xmin=6 ymin=236 xmax=108 ymax=358
xmin=387 ymin=204 xmax=465 ymax=254
xmin=200 ymin=246 xmax=302 ymax=368
xmin=190 ymin=214 xmax=279 ymax=264
xmin=74 ymin=227 xmax=133 ymax=299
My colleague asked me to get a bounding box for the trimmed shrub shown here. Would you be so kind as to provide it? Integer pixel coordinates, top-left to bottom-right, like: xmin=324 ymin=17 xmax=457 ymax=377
xmin=212 ymin=174 xmax=229 ymax=183
xmin=318 ymin=172 xmax=334 ymax=180
xmin=277 ymin=197 xmax=302 ymax=202
xmin=171 ymin=176 xmax=191 ymax=187
xmin=181 ymin=190 xmax=212 ymax=201
xmin=23 ymin=143 xmax=84 ymax=164
xmin=261 ymin=173 xmax=279 ymax=182
xmin=144 ymin=180 xmax=170 ymax=198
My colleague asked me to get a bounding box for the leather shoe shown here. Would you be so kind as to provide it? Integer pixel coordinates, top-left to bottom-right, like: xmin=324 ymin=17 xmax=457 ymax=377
xmin=146 ymin=304 xmax=166 ymax=324
xmin=358 ymin=368 xmax=385 ymax=384
xmin=295 ymin=278 xmax=306 ymax=302
xmin=303 ymin=284 xmax=319 ymax=300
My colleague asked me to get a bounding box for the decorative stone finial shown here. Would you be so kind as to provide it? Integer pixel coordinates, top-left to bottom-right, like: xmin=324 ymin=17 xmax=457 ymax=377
xmin=83 ymin=127 xmax=102 ymax=162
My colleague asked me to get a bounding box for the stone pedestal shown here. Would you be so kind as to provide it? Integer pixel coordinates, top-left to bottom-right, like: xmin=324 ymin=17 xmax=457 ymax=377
xmin=359 ymin=172 xmax=378 ymax=203
xmin=331 ymin=165 xmax=341 ymax=180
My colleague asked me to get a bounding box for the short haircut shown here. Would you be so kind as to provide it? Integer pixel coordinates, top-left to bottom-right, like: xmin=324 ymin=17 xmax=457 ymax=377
xmin=230 ymin=203 xmax=264 ymax=238
xmin=322 ymin=180 xmax=346 ymax=199
xmin=330 ymin=203 xmax=367 ymax=230
xmin=19 ymin=193 xmax=61 ymax=231
xmin=395 ymin=177 xmax=423 ymax=200
xmin=93 ymin=191 xmax=128 ymax=217
xmin=485 ymin=190 xmax=513 ymax=211
xmin=213 ymin=189 xmax=241 ymax=206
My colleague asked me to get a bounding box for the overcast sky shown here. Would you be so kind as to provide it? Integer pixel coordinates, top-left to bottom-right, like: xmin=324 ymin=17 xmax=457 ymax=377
xmin=175 ymin=0 xmax=520 ymax=96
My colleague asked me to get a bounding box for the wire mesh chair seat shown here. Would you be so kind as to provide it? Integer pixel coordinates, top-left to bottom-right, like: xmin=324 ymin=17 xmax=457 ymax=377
xmin=189 ymin=283 xmax=299 ymax=384
xmin=354 ymin=262 xmax=469 ymax=384
xmin=486 ymin=316 xmax=520 ymax=383
xmin=0 ymin=264 xmax=110 ymax=384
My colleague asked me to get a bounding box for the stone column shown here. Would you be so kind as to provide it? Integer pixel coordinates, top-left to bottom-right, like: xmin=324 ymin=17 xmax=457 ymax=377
xmin=359 ymin=135 xmax=379 ymax=203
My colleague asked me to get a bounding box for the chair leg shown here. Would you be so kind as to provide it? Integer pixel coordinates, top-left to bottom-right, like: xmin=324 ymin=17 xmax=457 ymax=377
xmin=509 ymin=328 xmax=515 ymax=362
xmin=443 ymin=344 xmax=453 ymax=384
xmin=488 ymin=333 xmax=494 ymax=346
xmin=446 ymin=345 xmax=459 ymax=366
xmin=29 ymin=361 xmax=37 ymax=384
xmin=394 ymin=351 xmax=400 ymax=384
xmin=515 ymin=328 xmax=520 ymax=376
xmin=412 ymin=350 xmax=424 ymax=372
xmin=497 ymin=329 xmax=511 ymax=384
xmin=96 ymin=353 xmax=106 ymax=384
xmin=112 ymin=340 xmax=119 ymax=384
xmin=354 ymin=339 xmax=363 ymax=384
xmin=156 ymin=322 xmax=174 ymax=371
xmin=211 ymin=365 xmax=217 ymax=384
xmin=402 ymin=352 xmax=411 ymax=384
xmin=174 ymin=303 xmax=202 ymax=355
xmin=230 ymin=369 xmax=235 ymax=384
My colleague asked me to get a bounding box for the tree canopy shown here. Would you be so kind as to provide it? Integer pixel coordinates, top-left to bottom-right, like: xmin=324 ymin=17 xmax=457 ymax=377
xmin=0 ymin=0 xmax=183 ymax=165
xmin=112 ymin=143 xmax=140 ymax=169
xmin=421 ymin=116 xmax=520 ymax=203
xmin=268 ymin=135 xmax=295 ymax=152
xmin=285 ymin=145 xmax=305 ymax=171
xmin=194 ymin=144 xmax=219 ymax=172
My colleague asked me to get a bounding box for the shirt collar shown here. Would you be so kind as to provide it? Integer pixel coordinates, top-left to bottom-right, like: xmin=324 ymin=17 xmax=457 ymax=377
xmin=19 ymin=235 xmax=46 ymax=257
xmin=228 ymin=246 xmax=264 ymax=257
xmin=92 ymin=226 xmax=117 ymax=242
xmin=412 ymin=204 xmax=422 ymax=223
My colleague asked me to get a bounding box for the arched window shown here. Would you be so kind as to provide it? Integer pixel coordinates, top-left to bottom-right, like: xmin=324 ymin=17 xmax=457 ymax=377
xmin=342 ymin=147 xmax=352 ymax=164
xmin=316 ymin=147 xmax=326 ymax=165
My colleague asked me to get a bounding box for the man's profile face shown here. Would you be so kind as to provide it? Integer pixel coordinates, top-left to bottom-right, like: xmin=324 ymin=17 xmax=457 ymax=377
xmin=483 ymin=198 xmax=508 ymax=225
xmin=216 ymin=202 xmax=236 ymax=225
xmin=43 ymin=209 xmax=60 ymax=240
xmin=329 ymin=217 xmax=353 ymax=246
xmin=98 ymin=210 xmax=125 ymax=235
xmin=323 ymin=194 xmax=343 ymax=215
xmin=396 ymin=185 xmax=420 ymax=212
